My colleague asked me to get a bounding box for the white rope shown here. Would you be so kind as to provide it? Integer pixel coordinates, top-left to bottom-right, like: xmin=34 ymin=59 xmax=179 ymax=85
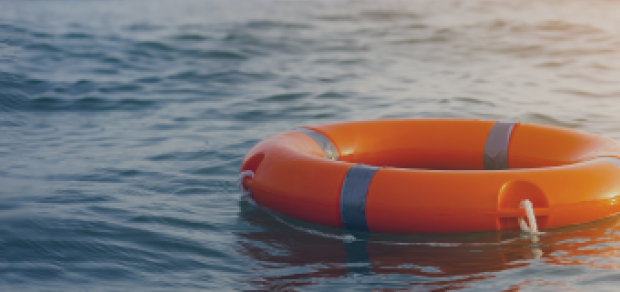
xmin=237 ymin=170 xmax=254 ymax=196
xmin=518 ymin=199 xmax=539 ymax=234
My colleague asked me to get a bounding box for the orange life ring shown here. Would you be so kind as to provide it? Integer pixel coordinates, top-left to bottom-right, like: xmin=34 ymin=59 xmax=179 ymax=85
xmin=239 ymin=119 xmax=620 ymax=234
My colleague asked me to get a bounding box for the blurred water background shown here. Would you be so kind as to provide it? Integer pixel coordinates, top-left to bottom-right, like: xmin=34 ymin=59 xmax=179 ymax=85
xmin=3 ymin=0 xmax=620 ymax=290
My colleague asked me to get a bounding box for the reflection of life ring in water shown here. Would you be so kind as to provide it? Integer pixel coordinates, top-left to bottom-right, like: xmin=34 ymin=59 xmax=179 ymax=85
xmin=237 ymin=201 xmax=620 ymax=290
xmin=239 ymin=119 xmax=620 ymax=234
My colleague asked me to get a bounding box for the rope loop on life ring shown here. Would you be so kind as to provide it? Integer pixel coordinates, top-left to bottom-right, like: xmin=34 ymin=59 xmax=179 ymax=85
xmin=237 ymin=170 xmax=255 ymax=195
xmin=518 ymin=199 xmax=539 ymax=234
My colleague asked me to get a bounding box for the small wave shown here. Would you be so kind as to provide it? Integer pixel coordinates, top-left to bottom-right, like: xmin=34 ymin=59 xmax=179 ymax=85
xmin=0 ymin=92 xmax=27 ymax=112
xmin=124 ymin=23 xmax=165 ymax=32
xmin=555 ymin=88 xmax=620 ymax=99
xmin=222 ymin=27 xmax=307 ymax=54
xmin=315 ymin=91 xmax=349 ymax=100
xmin=148 ymin=150 xmax=217 ymax=162
xmin=484 ymin=19 xmax=603 ymax=36
xmin=24 ymin=42 xmax=64 ymax=53
xmin=14 ymin=78 xmax=144 ymax=98
xmin=167 ymin=70 xmax=273 ymax=85
xmin=244 ymin=20 xmax=313 ymax=31
xmin=135 ymin=40 xmax=174 ymax=52
xmin=0 ymin=23 xmax=52 ymax=39
xmin=391 ymin=34 xmax=450 ymax=45
xmin=39 ymin=191 xmax=115 ymax=204
xmin=359 ymin=10 xmax=420 ymax=21
xmin=516 ymin=113 xmax=582 ymax=128
xmin=258 ymin=92 xmax=309 ymax=102
xmin=127 ymin=41 xmax=177 ymax=58
xmin=452 ymin=96 xmax=496 ymax=107
xmin=0 ymin=72 xmax=28 ymax=113
xmin=134 ymin=76 xmax=162 ymax=84
xmin=537 ymin=60 xmax=574 ymax=68
xmin=170 ymin=33 xmax=212 ymax=41
xmin=50 ymin=167 xmax=168 ymax=186
xmin=130 ymin=214 xmax=217 ymax=231
xmin=185 ymin=49 xmax=247 ymax=60
xmin=0 ymin=23 xmax=29 ymax=34
xmin=315 ymin=14 xmax=357 ymax=22
xmin=97 ymin=83 xmax=143 ymax=94
xmin=28 ymin=96 xmax=158 ymax=112
xmin=0 ymin=71 xmax=21 ymax=85
xmin=47 ymin=80 xmax=98 ymax=96
xmin=61 ymin=32 xmax=94 ymax=40
xmin=464 ymin=18 xmax=618 ymax=59
xmin=535 ymin=20 xmax=601 ymax=35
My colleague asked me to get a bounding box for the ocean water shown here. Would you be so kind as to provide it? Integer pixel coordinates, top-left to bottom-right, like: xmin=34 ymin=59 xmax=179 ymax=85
xmin=3 ymin=0 xmax=620 ymax=290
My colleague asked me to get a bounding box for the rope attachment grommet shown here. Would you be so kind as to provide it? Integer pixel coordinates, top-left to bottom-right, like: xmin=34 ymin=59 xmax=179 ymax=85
xmin=238 ymin=170 xmax=255 ymax=195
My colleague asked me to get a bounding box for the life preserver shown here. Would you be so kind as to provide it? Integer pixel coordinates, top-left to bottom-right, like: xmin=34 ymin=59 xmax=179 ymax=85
xmin=239 ymin=119 xmax=620 ymax=234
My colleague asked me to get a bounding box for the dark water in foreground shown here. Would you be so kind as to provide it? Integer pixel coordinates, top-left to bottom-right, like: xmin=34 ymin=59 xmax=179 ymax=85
xmin=3 ymin=0 xmax=620 ymax=290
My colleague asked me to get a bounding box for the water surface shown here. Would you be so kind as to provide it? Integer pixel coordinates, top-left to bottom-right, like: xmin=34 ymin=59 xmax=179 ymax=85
xmin=3 ymin=0 xmax=620 ymax=290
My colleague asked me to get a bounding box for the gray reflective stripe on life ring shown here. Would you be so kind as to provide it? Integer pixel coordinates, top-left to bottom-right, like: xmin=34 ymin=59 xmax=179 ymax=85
xmin=340 ymin=164 xmax=379 ymax=232
xmin=296 ymin=128 xmax=339 ymax=161
xmin=484 ymin=122 xmax=516 ymax=170
xmin=593 ymin=157 xmax=620 ymax=169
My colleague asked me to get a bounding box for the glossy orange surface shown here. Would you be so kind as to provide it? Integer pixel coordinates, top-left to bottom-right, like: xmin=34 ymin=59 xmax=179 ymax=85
xmin=240 ymin=119 xmax=620 ymax=234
